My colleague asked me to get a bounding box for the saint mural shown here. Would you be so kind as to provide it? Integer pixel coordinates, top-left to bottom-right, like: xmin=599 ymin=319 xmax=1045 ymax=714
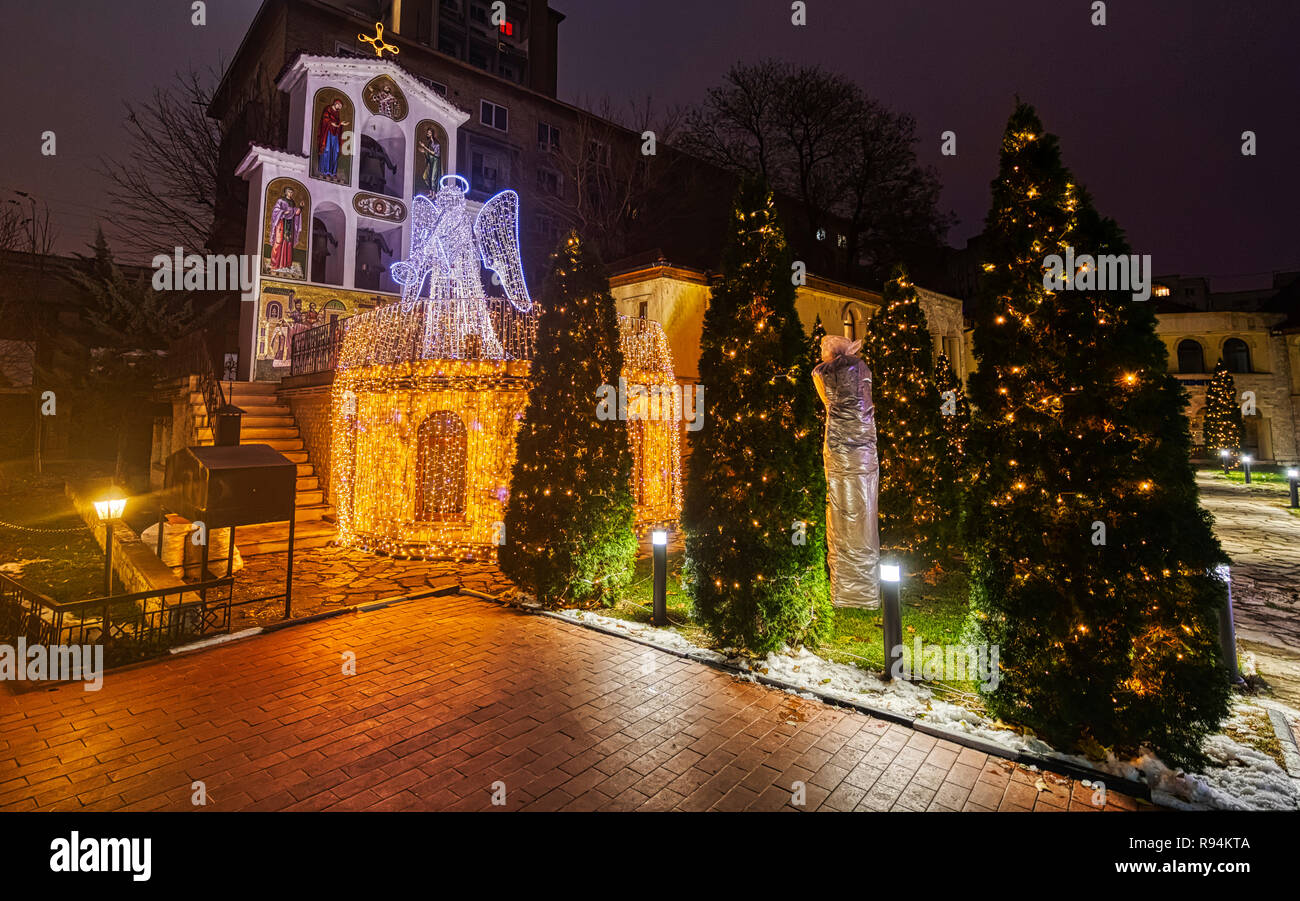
xmin=362 ymin=75 xmax=407 ymax=121
xmin=414 ymin=120 xmax=447 ymax=196
xmin=312 ymin=89 xmax=353 ymax=183
xmin=263 ymin=178 xmax=309 ymax=280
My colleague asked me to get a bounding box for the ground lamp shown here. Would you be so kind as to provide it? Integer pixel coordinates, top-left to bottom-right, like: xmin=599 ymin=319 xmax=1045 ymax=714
xmin=880 ymin=561 xmax=903 ymax=681
xmin=1242 ymin=454 xmax=1253 ymax=485
xmin=1219 ymin=448 xmax=1231 ymax=475
xmin=1214 ymin=564 xmax=1246 ymax=685
xmin=651 ymin=530 xmax=668 ymax=627
xmin=1287 ymin=468 xmax=1299 ymax=509
xmin=93 ymin=495 xmax=127 ymax=597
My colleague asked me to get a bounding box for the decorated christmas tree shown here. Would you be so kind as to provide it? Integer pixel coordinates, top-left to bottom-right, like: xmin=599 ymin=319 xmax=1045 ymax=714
xmin=965 ymin=103 xmax=1230 ymax=763
xmin=863 ymin=267 xmax=956 ymax=568
xmin=1202 ymin=360 xmax=1243 ymax=456
xmin=500 ymin=231 xmax=637 ymax=605
xmin=935 ymin=352 xmax=971 ymax=486
xmin=683 ymin=179 xmax=830 ymax=653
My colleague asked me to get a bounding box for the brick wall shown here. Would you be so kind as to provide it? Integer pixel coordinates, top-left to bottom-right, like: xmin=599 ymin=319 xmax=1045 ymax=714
xmin=282 ymin=385 xmax=335 ymax=502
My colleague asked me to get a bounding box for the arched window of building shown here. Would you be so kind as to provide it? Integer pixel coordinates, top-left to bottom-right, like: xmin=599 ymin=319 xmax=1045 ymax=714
xmin=841 ymin=304 xmax=864 ymax=341
xmin=1177 ymin=339 xmax=1206 ymax=374
xmin=415 ymin=412 xmax=467 ymax=521
xmin=1223 ymin=338 xmax=1251 ymax=373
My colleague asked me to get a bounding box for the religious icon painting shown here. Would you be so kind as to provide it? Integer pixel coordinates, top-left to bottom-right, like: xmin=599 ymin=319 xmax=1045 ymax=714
xmin=413 ymin=120 xmax=448 ymax=196
xmin=362 ymin=75 xmax=408 ymax=122
xmin=263 ymin=177 xmax=310 ymax=280
xmin=311 ymin=87 xmax=354 ymax=185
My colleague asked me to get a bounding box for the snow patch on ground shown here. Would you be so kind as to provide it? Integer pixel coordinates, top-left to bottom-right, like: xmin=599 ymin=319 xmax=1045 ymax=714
xmin=0 ymin=558 xmax=51 ymax=577
xmin=553 ymin=605 xmax=1300 ymax=811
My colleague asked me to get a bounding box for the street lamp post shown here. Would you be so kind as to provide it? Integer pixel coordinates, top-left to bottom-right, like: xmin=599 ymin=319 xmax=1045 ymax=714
xmin=1287 ymin=468 xmax=1299 ymax=509
xmin=1242 ymin=454 xmax=1253 ymax=485
xmin=92 ymin=495 xmax=127 ymax=597
xmin=1219 ymin=448 xmax=1231 ymax=475
xmin=880 ymin=561 xmax=903 ymax=680
xmin=1214 ymin=564 xmax=1246 ymax=686
xmin=651 ymin=530 xmax=668 ymax=627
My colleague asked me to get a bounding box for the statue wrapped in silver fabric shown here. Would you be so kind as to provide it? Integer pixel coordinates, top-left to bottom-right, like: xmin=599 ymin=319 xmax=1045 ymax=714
xmin=812 ymin=335 xmax=880 ymax=608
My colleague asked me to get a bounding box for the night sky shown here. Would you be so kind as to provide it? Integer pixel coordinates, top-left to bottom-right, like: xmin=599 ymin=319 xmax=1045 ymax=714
xmin=4 ymin=0 xmax=1297 ymax=287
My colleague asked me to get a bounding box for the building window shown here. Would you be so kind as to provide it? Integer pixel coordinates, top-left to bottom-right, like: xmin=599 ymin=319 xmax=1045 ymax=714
xmin=537 ymin=122 xmax=560 ymax=153
xmin=533 ymin=213 xmax=561 ymax=245
xmin=1223 ymin=338 xmax=1251 ymax=373
xmin=415 ymin=75 xmax=448 ymax=96
xmin=480 ymin=100 xmax=508 ymax=132
xmin=536 ymin=166 xmax=561 ymax=197
xmin=438 ymin=32 xmax=462 ymax=58
xmin=1153 ymin=284 xmax=1171 ymax=297
xmin=1177 ymin=339 xmax=1206 ymax=374
xmin=586 ymin=139 xmax=610 ymax=168
xmin=471 ymin=150 xmax=505 ymax=194
xmin=638 ymin=301 xmax=648 ymax=320
xmin=842 ymin=305 xmax=863 ymax=341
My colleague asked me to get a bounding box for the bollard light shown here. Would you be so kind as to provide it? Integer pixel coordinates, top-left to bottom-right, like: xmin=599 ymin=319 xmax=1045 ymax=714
xmin=1214 ymin=564 xmax=1246 ymax=685
xmin=93 ymin=494 xmax=126 ymax=597
xmin=1242 ymin=454 xmax=1253 ymax=485
xmin=1219 ymin=448 xmax=1231 ymax=475
xmin=880 ymin=561 xmax=903 ymax=681
xmin=1287 ymin=467 xmax=1299 ymax=509
xmin=651 ymin=530 xmax=668 ymax=627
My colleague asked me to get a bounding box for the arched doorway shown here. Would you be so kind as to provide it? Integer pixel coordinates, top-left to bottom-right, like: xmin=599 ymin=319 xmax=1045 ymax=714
xmin=415 ymin=411 xmax=467 ymax=521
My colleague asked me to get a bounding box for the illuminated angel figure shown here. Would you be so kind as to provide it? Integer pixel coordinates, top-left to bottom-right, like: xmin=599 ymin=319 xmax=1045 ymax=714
xmin=391 ymin=174 xmax=532 ymax=359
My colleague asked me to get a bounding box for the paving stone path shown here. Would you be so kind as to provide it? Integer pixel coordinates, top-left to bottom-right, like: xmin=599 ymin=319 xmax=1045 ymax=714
xmin=1197 ymin=473 xmax=1300 ymax=652
xmin=0 ymin=592 xmax=1139 ymax=812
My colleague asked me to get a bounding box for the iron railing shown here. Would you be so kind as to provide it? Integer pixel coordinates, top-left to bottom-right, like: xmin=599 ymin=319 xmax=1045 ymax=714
xmin=288 ymin=298 xmax=540 ymax=375
xmin=0 ymin=572 xmax=236 ymax=668
xmin=290 ymin=320 xmax=345 ymax=377
xmin=167 ymin=330 xmax=229 ymax=426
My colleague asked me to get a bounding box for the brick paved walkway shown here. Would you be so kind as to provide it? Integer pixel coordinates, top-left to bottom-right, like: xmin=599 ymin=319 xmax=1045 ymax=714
xmin=0 ymin=592 xmax=1138 ymax=812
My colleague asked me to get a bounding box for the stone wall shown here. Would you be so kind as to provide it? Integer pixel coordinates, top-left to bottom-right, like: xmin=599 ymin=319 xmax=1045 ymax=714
xmin=282 ymin=383 xmax=335 ymax=502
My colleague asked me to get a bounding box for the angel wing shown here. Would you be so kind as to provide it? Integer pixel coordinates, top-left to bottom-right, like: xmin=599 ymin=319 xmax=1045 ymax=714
xmin=474 ymin=190 xmax=532 ymax=311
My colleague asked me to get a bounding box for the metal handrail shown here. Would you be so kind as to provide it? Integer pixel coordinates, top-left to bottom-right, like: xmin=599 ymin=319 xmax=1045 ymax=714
xmin=0 ymin=571 xmax=237 ymax=666
xmin=167 ymin=330 xmax=228 ymax=425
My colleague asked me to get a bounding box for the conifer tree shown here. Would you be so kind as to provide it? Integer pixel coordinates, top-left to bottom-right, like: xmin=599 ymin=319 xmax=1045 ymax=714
xmin=935 ymin=352 xmax=971 ymax=487
xmin=863 ymin=267 xmax=955 ymax=568
xmin=500 ymin=231 xmax=637 ymax=605
xmin=806 ymin=315 xmax=827 ymax=424
xmin=683 ymin=180 xmax=830 ymax=653
xmin=1202 ymin=360 xmax=1243 ymax=456
xmin=965 ymin=103 xmax=1229 ymax=763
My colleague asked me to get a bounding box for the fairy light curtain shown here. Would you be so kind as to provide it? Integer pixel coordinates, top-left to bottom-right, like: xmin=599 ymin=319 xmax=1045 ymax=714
xmin=330 ymin=175 xmax=681 ymax=559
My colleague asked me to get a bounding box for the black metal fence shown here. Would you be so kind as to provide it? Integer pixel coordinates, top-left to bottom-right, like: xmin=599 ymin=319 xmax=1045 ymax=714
xmin=290 ymin=320 xmax=345 ymax=377
xmin=0 ymin=572 xmax=237 ymax=668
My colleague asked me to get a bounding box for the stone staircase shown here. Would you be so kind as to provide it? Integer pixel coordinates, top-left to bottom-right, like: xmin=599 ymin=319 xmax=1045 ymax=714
xmin=191 ymin=381 xmax=337 ymax=556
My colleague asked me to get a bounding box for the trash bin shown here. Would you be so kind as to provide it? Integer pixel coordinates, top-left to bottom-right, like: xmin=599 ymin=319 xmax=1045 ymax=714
xmin=211 ymin=403 xmax=245 ymax=447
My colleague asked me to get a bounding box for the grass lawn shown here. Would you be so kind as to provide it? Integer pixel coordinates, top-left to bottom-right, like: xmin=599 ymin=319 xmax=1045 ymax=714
xmin=1199 ymin=465 xmax=1294 ymax=488
xmin=599 ymin=549 xmax=981 ymax=693
xmin=0 ymin=460 xmax=110 ymax=602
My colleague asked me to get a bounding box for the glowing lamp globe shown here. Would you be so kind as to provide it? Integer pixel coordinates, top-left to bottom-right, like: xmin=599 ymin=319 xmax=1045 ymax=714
xmin=651 ymin=530 xmax=668 ymax=547
xmin=93 ymin=497 xmax=126 ymax=521
xmin=880 ymin=563 xmax=901 ymax=583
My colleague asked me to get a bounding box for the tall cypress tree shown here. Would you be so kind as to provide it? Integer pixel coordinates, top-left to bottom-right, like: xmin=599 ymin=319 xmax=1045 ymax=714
xmin=1202 ymin=360 xmax=1243 ymax=456
xmin=500 ymin=231 xmax=637 ymax=606
xmin=683 ymin=180 xmax=830 ymax=653
xmin=863 ymin=267 xmax=955 ymax=568
xmin=965 ymin=103 xmax=1229 ymax=763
